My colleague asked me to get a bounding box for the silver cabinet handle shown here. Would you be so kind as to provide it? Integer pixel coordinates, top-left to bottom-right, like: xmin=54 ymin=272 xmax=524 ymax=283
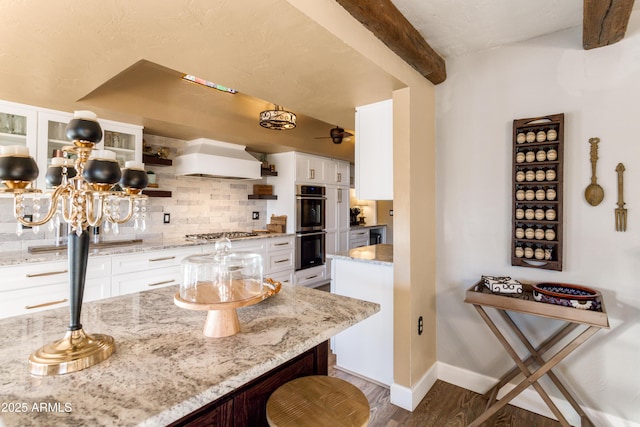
xmin=25 ymin=298 xmax=68 ymax=309
xmin=148 ymin=279 xmax=176 ymax=287
xmin=274 ymin=242 xmax=290 ymax=246
xmin=338 ymin=188 xmax=342 ymax=203
xmin=310 ymin=168 xmax=315 ymax=179
xmin=274 ymin=259 xmax=290 ymax=264
xmin=305 ymin=274 xmax=319 ymax=280
xmin=337 ymin=172 xmax=342 ymax=182
xmin=149 ymin=256 xmax=176 ymax=262
xmin=26 ymin=269 xmax=68 ymax=278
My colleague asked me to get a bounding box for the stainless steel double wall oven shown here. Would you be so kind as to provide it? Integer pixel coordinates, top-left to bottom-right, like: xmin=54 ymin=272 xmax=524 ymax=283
xmin=295 ymin=184 xmax=326 ymax=270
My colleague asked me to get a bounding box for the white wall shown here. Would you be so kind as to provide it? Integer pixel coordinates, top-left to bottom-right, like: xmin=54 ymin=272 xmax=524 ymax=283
xmin=436 ymin=14 xmax=640 ymax=425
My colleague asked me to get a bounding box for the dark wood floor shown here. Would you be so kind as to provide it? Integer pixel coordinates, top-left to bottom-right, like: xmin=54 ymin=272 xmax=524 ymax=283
xmin=328 ymin=354 xmax=560 ymax=427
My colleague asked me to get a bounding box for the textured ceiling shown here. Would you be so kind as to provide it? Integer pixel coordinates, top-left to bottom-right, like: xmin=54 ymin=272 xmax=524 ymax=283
xmin=391 ymin=0 xmax=640 ymax=58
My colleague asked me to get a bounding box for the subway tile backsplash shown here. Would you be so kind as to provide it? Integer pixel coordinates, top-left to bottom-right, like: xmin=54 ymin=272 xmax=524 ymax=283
xmin=0 ymin=134 xmax=268 ymax=252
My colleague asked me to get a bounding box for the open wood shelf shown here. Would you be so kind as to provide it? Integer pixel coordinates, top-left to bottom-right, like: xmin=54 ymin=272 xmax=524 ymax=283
xmin=143 ymin=154 xmax=172 ymax=166
xmin=143 ymin=189 xmax=172 ymax=198
xmin=248 ymin=194 xmax=277 ymax=200
xmin=261 ymin=167 xmax=278 ymax=176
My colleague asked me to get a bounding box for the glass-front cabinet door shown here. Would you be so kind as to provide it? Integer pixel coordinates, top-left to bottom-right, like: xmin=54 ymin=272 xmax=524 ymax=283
xmin=36 ymin=111 xmax=73 ymax=189
xmin=99 ymin=119 xmax=142 ymax=167
xmin=36 ymin=111 xmax=142 ymax=188
xmin=0 ymin=101 xmax=37 ymax=157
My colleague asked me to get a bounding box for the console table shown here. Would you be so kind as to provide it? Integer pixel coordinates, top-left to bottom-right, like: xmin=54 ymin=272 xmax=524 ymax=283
xmin=465 ymin=281 xmax=609 ymax=427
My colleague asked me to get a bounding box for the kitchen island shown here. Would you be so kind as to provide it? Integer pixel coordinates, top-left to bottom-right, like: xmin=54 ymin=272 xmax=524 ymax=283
xmin=328 ymin=244 xmax=393 ymax=386
xmin=0 ymin=283 xmax=378 ymax=426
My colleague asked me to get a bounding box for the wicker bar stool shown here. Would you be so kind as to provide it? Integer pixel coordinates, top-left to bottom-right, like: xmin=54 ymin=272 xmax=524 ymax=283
xmin=266 ymin=375 xmax=370 ymax=427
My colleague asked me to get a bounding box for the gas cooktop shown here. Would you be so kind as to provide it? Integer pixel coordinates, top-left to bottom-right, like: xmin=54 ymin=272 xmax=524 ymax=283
xmin=185 ymin=231 xmax=258 ymax=241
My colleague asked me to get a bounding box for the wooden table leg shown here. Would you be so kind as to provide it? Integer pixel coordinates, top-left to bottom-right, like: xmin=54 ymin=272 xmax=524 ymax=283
xmin=483 ymin=322 xmax=578 ymax=401
xmin=499 ymin=311 xmax=597 ymax=426
xmin=469 ymin=305 xmax=601 ymax=427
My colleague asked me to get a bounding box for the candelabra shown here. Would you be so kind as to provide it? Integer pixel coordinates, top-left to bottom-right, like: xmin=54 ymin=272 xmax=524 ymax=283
xmin=0 ymin=111 xmax=148 ymax=375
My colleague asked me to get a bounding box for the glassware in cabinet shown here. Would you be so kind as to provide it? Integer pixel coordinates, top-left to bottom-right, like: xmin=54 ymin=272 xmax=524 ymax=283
xmin=0 ymin=101 xmax=37 ymax=156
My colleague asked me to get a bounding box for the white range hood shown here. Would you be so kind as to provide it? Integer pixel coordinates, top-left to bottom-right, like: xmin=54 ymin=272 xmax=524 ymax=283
xmin=174 ymin=138 xmax=262 ymax=180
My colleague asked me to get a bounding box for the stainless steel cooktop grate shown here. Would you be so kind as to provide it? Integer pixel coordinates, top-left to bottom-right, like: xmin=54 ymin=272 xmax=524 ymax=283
xmin=185 ymin=231 xmax=258 ymax=241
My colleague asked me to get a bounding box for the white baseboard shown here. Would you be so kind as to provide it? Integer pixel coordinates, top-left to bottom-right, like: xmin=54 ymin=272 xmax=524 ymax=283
xmin=437 ymin=361 xmax=640 ymax=427
xmin=389 ymin=363 xmax=438 ymax=411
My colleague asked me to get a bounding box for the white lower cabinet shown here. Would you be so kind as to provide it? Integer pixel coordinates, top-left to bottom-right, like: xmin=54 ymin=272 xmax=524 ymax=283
xmin=349 ymin=228 xmax=370 ymax=249
xmin=0 ymin=236 xmax=297 ymax=318
xmin=294 ymin=265 xmax=326 ymax=288
xmin=111 ymin=247 xmax=202 ymax=296
xmin=200 ymin=235 xmax=295 ymax=286
xmin=268 ymin=270 xmax=293 ymax=285
xmin=265 ymin=236 xmax=295 ymax=286
xmin=0 ymin=256 xmax=111 ymax=319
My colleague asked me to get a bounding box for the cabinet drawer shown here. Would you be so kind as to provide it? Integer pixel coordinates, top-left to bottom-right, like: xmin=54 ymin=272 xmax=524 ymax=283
xmin=0 ymin=257 xmax=111 ymax=292
xmin=266 ymin=250 xmax=295 ymax=274
xmin=0 ymin=277 xmax=109 ymax=320
xmin=202 ymin=239 xmax=267 ymax=256
xmin=294 ymin=266 xmax=326 ymax=287
xmin=266 ymin=236 xmax=294 ymax=252
xmin=349 ymin=229 xmax=370 ymax=239
xmin=111 ymin=247 xmax=200 ymax=275
xmin=229 ymin=238 xmax=266 ymax=254
xmin=267 ymin=270 xmax=293 ymax=285
xmin=111 ymin=266 xmax=181 ymax=296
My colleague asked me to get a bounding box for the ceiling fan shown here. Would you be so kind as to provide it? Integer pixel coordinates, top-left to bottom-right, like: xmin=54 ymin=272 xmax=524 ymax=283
xmin=315 ymin=126 xmax=353 ymax=144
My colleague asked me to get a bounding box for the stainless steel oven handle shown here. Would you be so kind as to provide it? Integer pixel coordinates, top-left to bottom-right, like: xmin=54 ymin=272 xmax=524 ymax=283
xmin=296 ymin=196 xmax=327 ymax=200
xmin=296 ymin=231 xmax=327 ymax=237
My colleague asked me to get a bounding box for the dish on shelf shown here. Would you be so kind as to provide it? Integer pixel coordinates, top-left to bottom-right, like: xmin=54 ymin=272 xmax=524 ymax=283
xmin=532 ymin=282 xmax=601 ymax=311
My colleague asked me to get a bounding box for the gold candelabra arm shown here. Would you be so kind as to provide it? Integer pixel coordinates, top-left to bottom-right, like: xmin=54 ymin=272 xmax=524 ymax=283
xmin=106 ymin=196 xmax=136 ymax=224
xmin=14 ymin=186 xmax=71 ymax=227
xmin=85 ymin=193 xmax=104 ymax=228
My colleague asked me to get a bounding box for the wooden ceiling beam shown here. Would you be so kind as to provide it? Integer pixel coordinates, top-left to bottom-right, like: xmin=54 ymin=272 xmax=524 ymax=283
xmin=335 ymin=0 xmax=446 ymax=85
xmin=583 ymin=0 xmax=635 ymax=50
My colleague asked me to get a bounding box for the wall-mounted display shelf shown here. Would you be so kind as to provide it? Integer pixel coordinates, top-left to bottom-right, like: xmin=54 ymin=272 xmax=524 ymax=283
xmin=512 ymin=113 xmax=564 ymax=271
xmin=248 ymin=194 xmax=277 ymax=200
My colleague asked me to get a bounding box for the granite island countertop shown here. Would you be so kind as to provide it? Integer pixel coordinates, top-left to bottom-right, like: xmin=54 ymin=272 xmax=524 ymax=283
xmin=0 ymin=284 xmax=378 ymax=427
xmin=327 ymin=243 xmax=393 ymax=266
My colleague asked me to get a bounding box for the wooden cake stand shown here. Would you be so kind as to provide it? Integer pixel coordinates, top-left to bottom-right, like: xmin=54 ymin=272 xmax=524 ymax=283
xmin=174 ymin=278 xmax=281 ymax=338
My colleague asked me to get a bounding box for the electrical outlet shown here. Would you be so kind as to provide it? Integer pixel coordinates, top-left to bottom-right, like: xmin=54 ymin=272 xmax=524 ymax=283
xmin=418 ymin=316 xmax=423 ymax=335
xmin=252 ymin=211 xmax=259 ymax=220
xmin=163 ymin=213 xmax=170 ymax=224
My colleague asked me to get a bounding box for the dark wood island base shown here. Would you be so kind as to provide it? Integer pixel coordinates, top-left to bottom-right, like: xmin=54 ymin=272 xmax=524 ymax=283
xmin=170 ymin=341 xmax=329 ymax=427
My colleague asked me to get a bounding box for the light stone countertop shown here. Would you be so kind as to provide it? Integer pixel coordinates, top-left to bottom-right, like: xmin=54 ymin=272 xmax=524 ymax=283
xmin=0 ymin=284 xmax=378 ymax=427
xmin=348 ymin=223 xmax=387 ymax=230
xmin=327 ymin=243 xmax=393 ymax=265
xmin=0 ymin=233 xmax=294 ymax=267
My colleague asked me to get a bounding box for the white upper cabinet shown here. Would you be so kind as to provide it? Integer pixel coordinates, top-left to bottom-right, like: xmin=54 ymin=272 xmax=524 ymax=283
xmin=0 ymin=100 xmax=38 ymax=157
xmin=295 ymin=153 xmax=351 ymax=186
xmin=331 ymin=160 xmax=350 ymax=185
xmin=355 ymin=99 xmax=393 ymax=200
xmin=36 ymin=110 xmax=142 ymax=188
xmin=295 ymin=152 xmax=326 ymax=183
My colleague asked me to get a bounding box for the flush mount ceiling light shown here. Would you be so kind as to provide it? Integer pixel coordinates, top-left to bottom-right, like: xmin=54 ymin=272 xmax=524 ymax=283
xmin=259 ymin=105 xmax=297 ymax=130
